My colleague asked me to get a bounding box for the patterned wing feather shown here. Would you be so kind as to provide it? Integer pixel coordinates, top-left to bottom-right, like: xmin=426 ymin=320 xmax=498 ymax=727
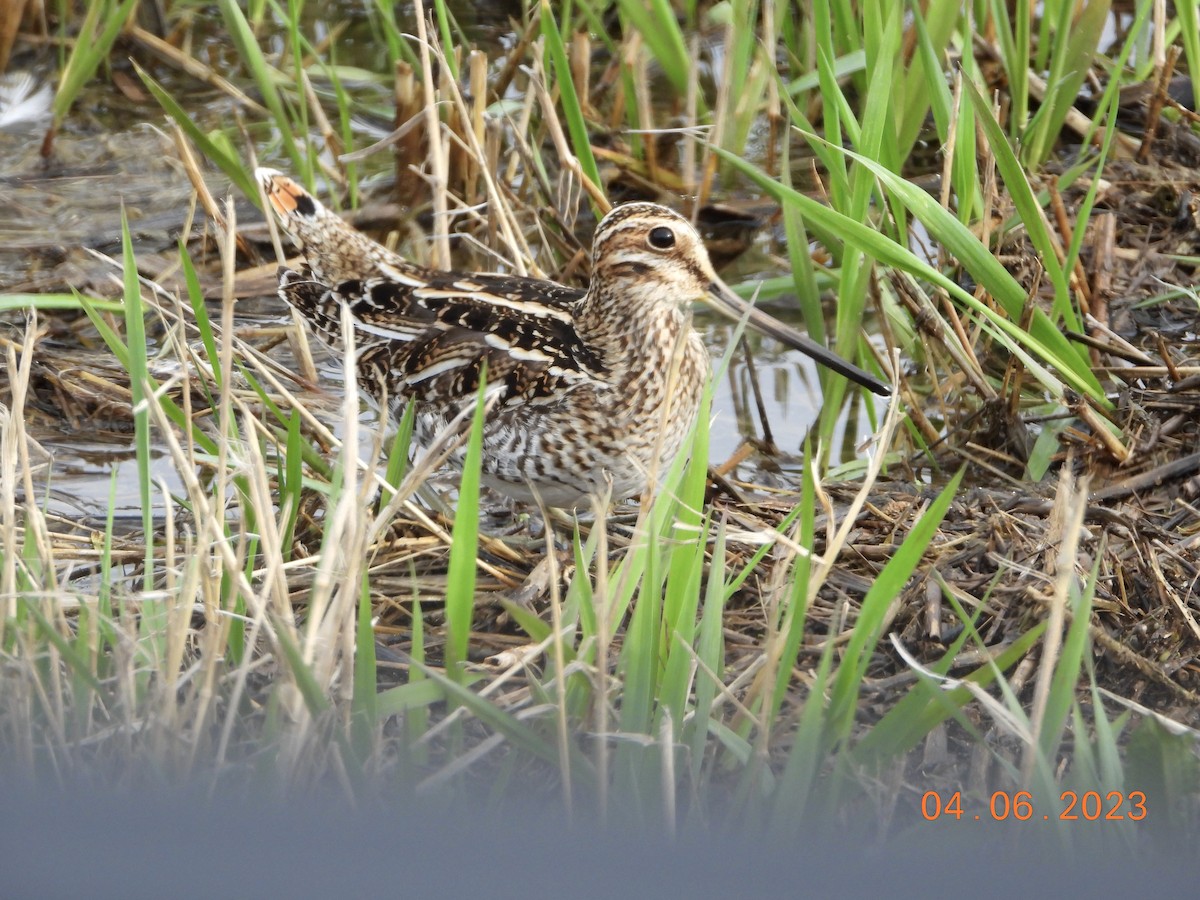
xmin=277 ymin=268 xmax=608 ymax=413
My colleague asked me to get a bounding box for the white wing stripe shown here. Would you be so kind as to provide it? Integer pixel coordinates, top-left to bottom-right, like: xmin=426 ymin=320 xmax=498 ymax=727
xmin=411 ymin=287 xmax=575 ymax=323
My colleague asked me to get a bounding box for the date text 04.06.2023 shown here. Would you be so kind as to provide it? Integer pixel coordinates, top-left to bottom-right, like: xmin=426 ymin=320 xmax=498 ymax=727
xmin=921 ymin=790 xmax=1147 ymax=822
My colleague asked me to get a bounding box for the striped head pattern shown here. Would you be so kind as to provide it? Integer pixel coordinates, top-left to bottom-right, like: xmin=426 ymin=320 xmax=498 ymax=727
xmin=587 ymin=203 xmax=721 ymax=314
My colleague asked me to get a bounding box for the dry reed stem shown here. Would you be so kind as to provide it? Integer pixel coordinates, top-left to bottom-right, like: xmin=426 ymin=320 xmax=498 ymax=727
xmin=128 ymin=25 xmax=268 ymax=116
xmin=1022 ymin=465 xmax=1089 ymax=785
xmin=412 ymin=0 xmax=451 ymax=268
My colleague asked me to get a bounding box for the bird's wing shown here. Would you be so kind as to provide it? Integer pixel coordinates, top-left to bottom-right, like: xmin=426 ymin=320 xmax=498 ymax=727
xmin=277 ymin=269 xmax=607 ymax=409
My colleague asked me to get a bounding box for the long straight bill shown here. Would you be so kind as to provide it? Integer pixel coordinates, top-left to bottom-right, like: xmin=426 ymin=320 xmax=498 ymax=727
xmin=703 ymin=277 xmax=891 ymax=396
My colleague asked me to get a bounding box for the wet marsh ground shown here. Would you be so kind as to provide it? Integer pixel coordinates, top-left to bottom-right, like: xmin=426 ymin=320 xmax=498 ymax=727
xmin=1 ymin=0 xmax=1200 ymax=856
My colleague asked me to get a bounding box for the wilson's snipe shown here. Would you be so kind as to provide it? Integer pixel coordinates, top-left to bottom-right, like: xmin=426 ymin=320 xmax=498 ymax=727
xmin=257 ymin=169 xmax=889 ymax=508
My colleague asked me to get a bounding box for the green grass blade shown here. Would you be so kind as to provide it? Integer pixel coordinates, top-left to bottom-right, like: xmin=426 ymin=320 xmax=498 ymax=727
xmin=51 ymin=0 xmax=138 ymax=128
xmin=896 ymin=0 xmax=959 ymax=154
xmin=827 ymin=467 xmax=965 ymax=740
xmin=1036 ymin=547 xmax=1101 ymax=765
xmin=1025 ymin=0 xmax=1112 ymax=167
xmin=432 ymin=0 xmax=460 ymax=81
xmin=351 ymin=577 xmax=378 ymax=760
xmin=713 ymin=144 xmax=1105 ymax=401
xmin=769 ymin=606 xmax=839 ymax=829
xmin=0 ymin=294 xmax=122 ymax=314
xmin=375 ymin=678 xmax=444 ymax=719
xmin=443 ymin=377 xmax=488 ymax=682
xmin=119 ymin=212 xmax=155 ymax=590
xmin=614 ymin=0 xmax=692 ymax=95
xmin=686 ymin=519 xmax=728 ymax=784
xmin=1180 ymin=0 xmax=1200 ymax=112
xmin=279 ymin=410 xmax=303 ymax=557
xmin=134 ymin=63 xmax=256 ymax=201
xmin=22 ymin=601 xmax=104 ymax=694
xmin=540 ymin=1 xmax=603 ymax=201
xmin=180 ymin=244 xmax=220 ymax=385
xmin=216 ymin=0 xmax=304 ymax=173
xmin=272 ymin=623 xmax=332 ymax=716
xmin=910 ymin=4 xmax=983 ymax=224
xmin=767 ymin=451 xmax=816 ymax=722
xmin=419 ymin=664 xmax=578 ymax=771
xmin=852 ymin=621 xmax=1047 ymax=767
xmin=960 ymin=74 xmax=1076 ymax=330
xmin=379 ymin=402 xmax=416 ymax=514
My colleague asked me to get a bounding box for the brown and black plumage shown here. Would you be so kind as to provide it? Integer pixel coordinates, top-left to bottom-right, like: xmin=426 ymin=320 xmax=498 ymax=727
xmin=257 ymin=169 xmax=889 ymax=508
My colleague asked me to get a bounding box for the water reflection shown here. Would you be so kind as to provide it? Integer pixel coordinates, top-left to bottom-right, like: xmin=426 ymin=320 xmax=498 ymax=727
xmin=697 ymin=310 xmax=883 ymax=470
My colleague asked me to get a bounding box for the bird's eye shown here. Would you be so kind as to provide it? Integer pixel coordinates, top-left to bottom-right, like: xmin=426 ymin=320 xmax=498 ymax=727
xmin=647 ymin=226 xmax=676 ymax=250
